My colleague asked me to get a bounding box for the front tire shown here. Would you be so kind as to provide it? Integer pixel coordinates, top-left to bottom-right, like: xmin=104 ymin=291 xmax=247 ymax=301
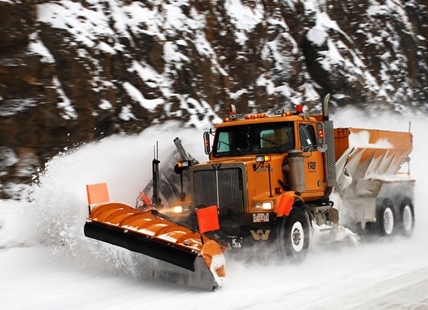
xmin=276 ymin=208 xmax=310 ymax=264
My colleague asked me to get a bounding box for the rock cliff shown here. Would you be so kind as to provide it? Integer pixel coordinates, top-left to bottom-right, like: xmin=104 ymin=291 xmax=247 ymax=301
xmin=0 ymin=0 xmax=427 ymax=199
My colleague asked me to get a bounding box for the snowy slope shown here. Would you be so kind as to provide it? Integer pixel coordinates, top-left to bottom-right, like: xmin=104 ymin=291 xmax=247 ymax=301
xmin=2 ymin=0 xmax=427 ymax=201
xmin=1 ymin=111 xmax=428 ymax=309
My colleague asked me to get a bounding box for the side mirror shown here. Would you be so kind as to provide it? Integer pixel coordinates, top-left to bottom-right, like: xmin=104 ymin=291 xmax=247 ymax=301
xmin=203 ymin=131 xmax=211 ymax=155
xmin=316 ymin=122 xmax=328 ymax=153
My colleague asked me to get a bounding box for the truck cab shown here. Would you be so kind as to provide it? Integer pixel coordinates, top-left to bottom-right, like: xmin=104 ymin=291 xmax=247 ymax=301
xmin=208 ymin=112 xmax=329 ymax=203
xmin=170 ymin=106 xmax=337 ymax=251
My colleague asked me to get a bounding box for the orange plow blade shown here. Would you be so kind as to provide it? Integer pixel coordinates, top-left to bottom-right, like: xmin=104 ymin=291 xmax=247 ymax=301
xmin=84 ymin=202 xmax=225 ymax=290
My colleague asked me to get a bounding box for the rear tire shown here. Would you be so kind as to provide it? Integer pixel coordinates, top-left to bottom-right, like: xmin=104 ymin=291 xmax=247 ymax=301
xmin=276 ymin=208 xmax=310 ymax=264
xmin=378 ymin=202 xmax=395 ymax=236
xmin=398 ymin=202 xmax=414 ymax=237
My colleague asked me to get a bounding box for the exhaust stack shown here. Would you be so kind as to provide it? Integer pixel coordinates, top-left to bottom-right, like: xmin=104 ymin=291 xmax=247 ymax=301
xmin=322 ymin=93 xmax=331 ymax=121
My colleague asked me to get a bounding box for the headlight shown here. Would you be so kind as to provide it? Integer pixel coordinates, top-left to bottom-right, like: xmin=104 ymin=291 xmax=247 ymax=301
xmin=173 ymin=206 xmax=183 ymax=213
xmin=254 ymin=201 xmax=273 ymax=210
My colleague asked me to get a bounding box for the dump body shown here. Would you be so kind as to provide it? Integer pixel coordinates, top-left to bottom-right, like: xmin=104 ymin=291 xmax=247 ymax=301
xmin=334 ymin=128 xmax=412 ymax=176
xmin=333 ymin=128 xmax=414 ymax=230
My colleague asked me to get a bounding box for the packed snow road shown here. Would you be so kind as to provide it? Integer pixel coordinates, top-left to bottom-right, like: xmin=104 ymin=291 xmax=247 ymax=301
xmin=0 ymin=229 xmax=427 ymax=310
xmin=1 ymin=114 xmax=427 ymax=309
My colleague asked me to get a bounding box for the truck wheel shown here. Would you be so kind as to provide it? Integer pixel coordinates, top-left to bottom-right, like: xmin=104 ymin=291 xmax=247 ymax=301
xmin=398 ymin=202 xmax=414 ymax=237
xmin=276 ymin=208 xmax=310 ymax=264
xmin=379 ymin=202 xmax=395 ymax=236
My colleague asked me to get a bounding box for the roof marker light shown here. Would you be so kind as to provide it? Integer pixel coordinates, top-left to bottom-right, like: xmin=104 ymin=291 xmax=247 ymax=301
xmin=274 ymin=109 xmax=284 ymax=115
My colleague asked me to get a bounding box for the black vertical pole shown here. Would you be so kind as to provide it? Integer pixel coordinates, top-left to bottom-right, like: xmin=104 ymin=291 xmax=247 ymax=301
xmin=152 ymin=142 xmax=162 ymax=206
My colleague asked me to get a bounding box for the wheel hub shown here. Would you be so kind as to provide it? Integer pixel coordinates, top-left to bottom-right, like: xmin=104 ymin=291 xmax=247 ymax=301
xmin=290 ymin=222 xmax=304 ymax=252
xmin=292 ymin=228 xmax=301 ymax=246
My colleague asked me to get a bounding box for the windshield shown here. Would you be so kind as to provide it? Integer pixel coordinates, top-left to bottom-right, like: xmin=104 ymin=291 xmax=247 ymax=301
xmin=213 ymin=122 xmax=295 ymax=157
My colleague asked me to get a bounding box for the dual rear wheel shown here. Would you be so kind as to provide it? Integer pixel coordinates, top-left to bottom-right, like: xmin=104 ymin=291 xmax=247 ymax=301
xmin=379 ymin=202 xmax=395 ymax=236
xmin=378 ymin=200 xmax=414 ymax=237
xmin=399 ymin=203 xmax=415 ymax=237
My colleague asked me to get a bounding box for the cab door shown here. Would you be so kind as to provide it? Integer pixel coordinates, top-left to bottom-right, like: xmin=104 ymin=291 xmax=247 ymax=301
xmin=298 ymin=122 xmax=326 ymax=197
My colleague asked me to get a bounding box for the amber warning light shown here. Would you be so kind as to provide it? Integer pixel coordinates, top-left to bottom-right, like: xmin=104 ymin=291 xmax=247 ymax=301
xmin=177 ymin=160 xmax=190 ymax=168
xmin=255 ymin=155 xmax=271 ymax=163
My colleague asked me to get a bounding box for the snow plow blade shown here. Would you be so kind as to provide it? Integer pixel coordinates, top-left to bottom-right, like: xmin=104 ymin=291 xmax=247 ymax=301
xmin=84 ymin=202 xmax=225 ymax=290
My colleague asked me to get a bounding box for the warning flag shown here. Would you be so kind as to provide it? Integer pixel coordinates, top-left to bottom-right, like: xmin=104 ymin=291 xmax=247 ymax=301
xmin=86 ymin=183 xmax=110 ymax=205
xmin=277 ymin=194 xmax=294 ymax=217
xmin=196 ymin=205 xmax=220 ymax=234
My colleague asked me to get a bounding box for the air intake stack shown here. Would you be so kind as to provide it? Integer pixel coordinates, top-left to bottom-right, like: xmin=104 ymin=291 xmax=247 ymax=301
xmin=322 ymin=94 xmax=337 ymax=187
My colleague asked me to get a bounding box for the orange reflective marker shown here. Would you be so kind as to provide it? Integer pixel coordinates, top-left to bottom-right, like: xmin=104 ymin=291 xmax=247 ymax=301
xmin=86 ymin=183 xmax=110 ymax=205
xmin=196 ymin=205 xmax=220 ymax=234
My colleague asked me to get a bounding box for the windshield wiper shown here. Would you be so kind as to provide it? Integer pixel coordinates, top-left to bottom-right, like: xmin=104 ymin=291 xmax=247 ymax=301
xmin=217 ymin=140 xmax=242 ymax=156
xmin=260 ymin=137 xmax=283 ymax=153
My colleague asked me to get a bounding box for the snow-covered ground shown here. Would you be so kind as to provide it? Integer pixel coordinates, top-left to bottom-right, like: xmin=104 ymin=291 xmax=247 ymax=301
xmin=1 ymin=110 xmax=427 ymax=310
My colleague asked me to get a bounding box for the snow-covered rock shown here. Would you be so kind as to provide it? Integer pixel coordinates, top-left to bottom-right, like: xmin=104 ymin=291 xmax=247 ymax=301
xmin=0 ymin=0 xmax=427 ymax=198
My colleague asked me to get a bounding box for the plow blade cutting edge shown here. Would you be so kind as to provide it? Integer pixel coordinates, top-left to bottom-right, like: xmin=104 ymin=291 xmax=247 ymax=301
xmin=84 ymin=202 xmax=225 ymax=290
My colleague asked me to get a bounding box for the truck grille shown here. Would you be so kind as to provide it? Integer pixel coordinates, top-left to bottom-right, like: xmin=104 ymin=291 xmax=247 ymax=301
xmin=193 ymin=168 xmax=245 ymax=214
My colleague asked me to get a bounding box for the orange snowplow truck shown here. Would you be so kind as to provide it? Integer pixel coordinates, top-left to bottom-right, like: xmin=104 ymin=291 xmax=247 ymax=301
xmin=84 ymin=94 xmax=414 ymax=289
